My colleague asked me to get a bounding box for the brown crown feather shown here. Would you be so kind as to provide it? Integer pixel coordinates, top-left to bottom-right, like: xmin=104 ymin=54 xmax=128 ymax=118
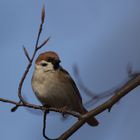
xmin=36 ymin=51 xmax=60 ymax=64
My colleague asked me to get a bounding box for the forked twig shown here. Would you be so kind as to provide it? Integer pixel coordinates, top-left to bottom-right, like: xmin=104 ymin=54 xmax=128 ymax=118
xmin=11 ymin=5 xmax=50 ymax=112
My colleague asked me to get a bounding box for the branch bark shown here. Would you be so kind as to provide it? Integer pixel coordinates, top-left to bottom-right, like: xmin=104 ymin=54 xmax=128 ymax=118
xmin=0 ymin=74 xmax=140 ymax=140
xmin=58 ymin=74 xmax=140 ymax=140
xmin=11 ymin=5 xmax=50 ymax=112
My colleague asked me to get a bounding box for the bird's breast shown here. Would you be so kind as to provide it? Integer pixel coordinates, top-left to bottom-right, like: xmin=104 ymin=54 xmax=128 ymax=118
xmin=32 ymin=70 xmax=82 ymax=111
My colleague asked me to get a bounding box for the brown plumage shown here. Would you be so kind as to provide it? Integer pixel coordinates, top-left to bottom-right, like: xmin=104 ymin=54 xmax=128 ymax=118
xmin=32 ymin=51 xmax=99 ymax=126
xmin=36 ymin=51 xmax=60 ymax=64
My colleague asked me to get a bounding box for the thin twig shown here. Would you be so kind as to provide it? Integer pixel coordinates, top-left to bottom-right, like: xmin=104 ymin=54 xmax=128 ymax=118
xmin=37 ymin=37 xmax=51 ymax=50
xmin=18 ymin=7 xmax=45 ymax=103
xmin=23 ymin=46 xmax=31 ymax=62
xmin=0 ymin=97 xmax=81 ymax=119
xmin=43 ymin=111 xmax=49 ymax=140
xmin=73 ymin=64 xmax=124 ymax=108
xmin=11 ymin=5 xmax=49 ymax=111
xmin=73 ymin=64 xmax=96 ymax=98
xmin=43 ymin=111 xmax=57 ymax=140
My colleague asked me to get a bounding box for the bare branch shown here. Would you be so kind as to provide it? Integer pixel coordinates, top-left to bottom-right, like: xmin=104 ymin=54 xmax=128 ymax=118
xmin=73 ymin=64 xmax=97 ymax=98
xmin=73 ymin=64 xmax=116 ymax=107
xmin=42 ymin=111 xmax=57 ymax=140
xmin=42 ymin=4 xmax=45 ymax=23
xmin=1 ymin=69 xmax=140 ymax=139
xmin=23 ymin=46 xmax=31 ymax=62
xmin=88 ymin=74 xmax=140 ymax=116
xmin=0 ymin=98 xmax=20 ymax=105
xmin=0 ymin=4 xmax=140 ymax=140
xmin=37 ymin=37 xmax=51 ymax=50
xmin=43 ymin=111 xmax=50 ymax=140
xmin=58 ymin=74 xmax=140 ymax=140
xmin=11 ymin=5 xmax=49 ymax=111
xmin=0 ymin=97 xmax=81 ymax=119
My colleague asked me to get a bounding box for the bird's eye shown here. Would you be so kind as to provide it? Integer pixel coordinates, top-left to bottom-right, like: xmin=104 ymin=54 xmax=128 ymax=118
xmin=41 ymin=63 xmax=47 ymax=67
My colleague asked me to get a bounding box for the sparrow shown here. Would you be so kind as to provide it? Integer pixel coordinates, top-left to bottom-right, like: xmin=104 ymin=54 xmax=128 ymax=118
xmin=31 ymin=51 xmax=99 ymax=126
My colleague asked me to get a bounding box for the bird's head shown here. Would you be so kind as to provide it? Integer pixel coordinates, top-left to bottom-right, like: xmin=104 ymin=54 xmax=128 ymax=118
xmin=35 ymin=51 xmax=61 ymax=72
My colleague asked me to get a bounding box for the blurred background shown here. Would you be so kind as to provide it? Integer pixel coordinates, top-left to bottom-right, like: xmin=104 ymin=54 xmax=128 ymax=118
xmin=0 ymin=0 xmax=140 ymax=139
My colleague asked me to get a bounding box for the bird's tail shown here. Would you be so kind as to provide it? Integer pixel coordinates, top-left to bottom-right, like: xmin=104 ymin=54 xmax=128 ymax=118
xmin=81 ymin=107 xmax=99 ymax=126
xmin=86 ymin=115 xmax=99 ymax=126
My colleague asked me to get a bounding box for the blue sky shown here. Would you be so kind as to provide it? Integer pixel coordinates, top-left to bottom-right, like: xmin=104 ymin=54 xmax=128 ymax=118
xmin=0 ymin=0 xmax=140 ymax=140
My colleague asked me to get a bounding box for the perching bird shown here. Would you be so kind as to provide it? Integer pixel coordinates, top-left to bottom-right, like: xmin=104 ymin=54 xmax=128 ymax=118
xmin=31 ymin=51 xmax=99 ymax=126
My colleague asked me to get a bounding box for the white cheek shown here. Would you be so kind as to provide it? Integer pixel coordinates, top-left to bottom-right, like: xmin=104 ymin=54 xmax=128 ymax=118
xmin=35 ymin=64 xmax=41 ymax=70
xmin=45 ymin=62 xmax=54 ymax=71
xmin=35 ymin=62 xmax=54 ymax=72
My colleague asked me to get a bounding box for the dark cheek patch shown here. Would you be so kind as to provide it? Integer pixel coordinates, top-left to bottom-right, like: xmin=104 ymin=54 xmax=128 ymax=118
xmin=53 ymin=60 xmax=60 ymax=70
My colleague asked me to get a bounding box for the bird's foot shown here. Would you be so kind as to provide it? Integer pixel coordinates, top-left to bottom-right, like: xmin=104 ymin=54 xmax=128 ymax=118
xmin=59 ymin=106 xmax=69 ymax=118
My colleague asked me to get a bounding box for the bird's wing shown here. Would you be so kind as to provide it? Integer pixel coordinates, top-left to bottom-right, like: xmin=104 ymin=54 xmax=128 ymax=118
xmin=59 ymin=67 xmax=83 ymax=103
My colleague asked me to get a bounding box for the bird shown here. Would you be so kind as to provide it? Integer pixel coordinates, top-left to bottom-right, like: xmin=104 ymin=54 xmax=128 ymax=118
xmin=31 ymin=51 xmax=99 ymax=126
